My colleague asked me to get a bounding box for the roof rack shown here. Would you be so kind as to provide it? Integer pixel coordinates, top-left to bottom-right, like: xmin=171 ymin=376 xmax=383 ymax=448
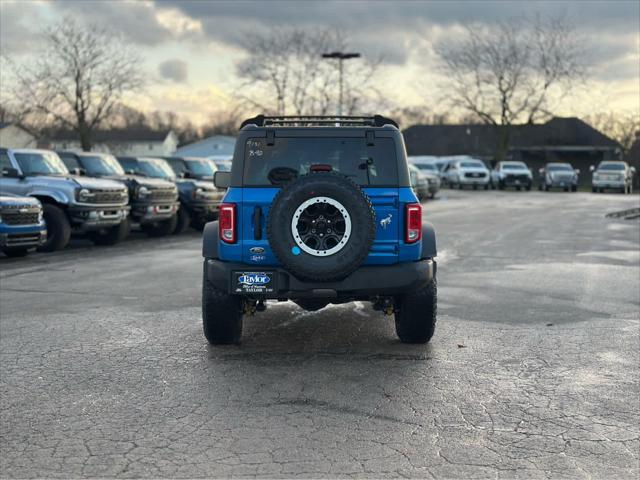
xmin=240 ymin=115 xmax=399 ymax=129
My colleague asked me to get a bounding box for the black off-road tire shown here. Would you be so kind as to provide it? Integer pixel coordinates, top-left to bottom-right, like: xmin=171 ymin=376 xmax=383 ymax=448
xmin=38 ymin=203 xmax=71 ymax=252
xmin=191 ymin=220 xmax=207 ymax=232
xmin=143 ymin=214 xmax=178 ymax=237
xmin=202 ymin=262 xmax=243 ymax=344
xmin=173 ymin=208 xmax=191 ymax=234
xmin=395 ymin=278 xmax=437 ymax=344
xmin=89 ymin=217 xmax=131 ymax=246
xmin=267 ymin=172 xmax=376 ymax=282
xmin=2 ymin=247 xmax=30 ymax=257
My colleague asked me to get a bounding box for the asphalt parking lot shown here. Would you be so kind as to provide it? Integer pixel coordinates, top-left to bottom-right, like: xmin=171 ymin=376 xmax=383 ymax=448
xmin=1 ymin=190 xmax=639 ymax=479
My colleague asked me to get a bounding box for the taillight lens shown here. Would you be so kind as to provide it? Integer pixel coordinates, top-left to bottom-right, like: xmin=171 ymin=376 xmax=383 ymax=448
xmin=219 ymin=203 xmax=236 ymax=243
xmin=405 ymin=203 xmax=422 ymax=243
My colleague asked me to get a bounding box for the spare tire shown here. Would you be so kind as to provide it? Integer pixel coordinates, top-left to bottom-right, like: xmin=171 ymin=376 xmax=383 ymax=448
xmin=267 ymin=172 xmax=375 ymax=282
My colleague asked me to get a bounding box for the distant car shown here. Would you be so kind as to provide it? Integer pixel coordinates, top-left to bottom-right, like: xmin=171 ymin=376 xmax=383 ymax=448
xmin=1 ymin=148 xmax=130 ymax=251
xmin=444 ymin=159 xmax=490 ymax=190
xmin=0 ymin=194 xmax=46 ymax=257
xmin=490 ymin=161 xmax=533 ymax=190
xmin=591 ymin=161 xmax=636 ymax=194
xmin=539 ymin=163 xmax=579 ymax=192
xmin=207 ymin=156 xmax=232 ymax=172
xmin=213 ymin=160 xmax=231 ymax=172
xmin=409 ymin=161 xmax=441 ymax=198
xmin=408 ymin=165 xmax=430 ymax=201
xmin=58 ymin=151 xmax=180 ymax=239
xmin=163 ymin=156 xmax=225 ymax=228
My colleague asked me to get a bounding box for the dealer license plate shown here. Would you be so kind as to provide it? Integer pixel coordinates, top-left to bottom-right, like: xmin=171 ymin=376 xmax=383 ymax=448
xmin=233 ymin=271 xmax=276 ymax=294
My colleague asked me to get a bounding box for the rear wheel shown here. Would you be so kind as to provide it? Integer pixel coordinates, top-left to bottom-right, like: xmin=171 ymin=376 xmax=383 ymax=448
xmin=89 ymin=217 xmax=130 ymax=246
xmin=202 ymin=263 xmax=243 ymax=344
xmin=395 ymin=278 xmax=437 ymax=344
xmin=592 ymin=186 xmax=597 ymax=193
xmin=525 ymin=183 xmax=532 ymax=191
xmin=38 ymin=203 xmax=71 ymax=252
xmin=143 ymin=215 xmax=178 ymax=237
xmin=571 ymin=185 xmax=577 ymax=192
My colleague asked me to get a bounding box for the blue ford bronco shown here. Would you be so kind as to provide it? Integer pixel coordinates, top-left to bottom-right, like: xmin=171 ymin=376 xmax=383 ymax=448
xmin=203 ymin=115 xmax=437 ymax=344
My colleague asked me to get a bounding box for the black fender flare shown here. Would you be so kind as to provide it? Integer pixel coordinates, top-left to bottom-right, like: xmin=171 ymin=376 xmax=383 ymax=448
xmin=421 ymin=222 xmax=437 ymax=259
xmin=202 ymin=221 xmax=219 ymax=258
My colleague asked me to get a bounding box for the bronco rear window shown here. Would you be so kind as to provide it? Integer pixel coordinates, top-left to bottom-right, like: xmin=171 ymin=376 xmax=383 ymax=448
xmin=243 ymin=137 xmax=398 ymax=186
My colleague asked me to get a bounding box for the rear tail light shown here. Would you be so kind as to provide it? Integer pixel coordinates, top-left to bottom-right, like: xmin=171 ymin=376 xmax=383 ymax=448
xmin=405 ymin=203 xmax=422 ymax=243
xmin=219 ymin=203 xmax=236 ymax=243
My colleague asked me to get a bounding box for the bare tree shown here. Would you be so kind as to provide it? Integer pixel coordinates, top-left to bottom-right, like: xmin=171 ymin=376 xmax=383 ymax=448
xmin=436 ymin=14 xmax=586 ymax=158
xmin=585 ymin=111 xmax=640 ymax=155
xmin=8 ymin=17 xmax=144 ymax=150
xmin=236 ymin=28 xmax=382 ymax=116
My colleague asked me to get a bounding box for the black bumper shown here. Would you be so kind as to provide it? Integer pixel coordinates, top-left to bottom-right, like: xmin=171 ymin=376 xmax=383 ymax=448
xmin=204 ymin=259 xmax=436 ymax=299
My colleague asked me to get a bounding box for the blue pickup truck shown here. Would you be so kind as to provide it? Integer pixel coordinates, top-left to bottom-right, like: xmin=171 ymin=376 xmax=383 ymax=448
xmin=0 ymin=194 xmax=46 ymax=257
xmin=202 ymin=115 xmax=438 ymax=345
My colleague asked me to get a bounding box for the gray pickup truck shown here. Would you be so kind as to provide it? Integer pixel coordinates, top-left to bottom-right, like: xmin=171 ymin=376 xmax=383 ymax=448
xmin=57 ymin=151 xmax=180 ymax=237
xmin=0 ymin=148 xmax=130 ymax=251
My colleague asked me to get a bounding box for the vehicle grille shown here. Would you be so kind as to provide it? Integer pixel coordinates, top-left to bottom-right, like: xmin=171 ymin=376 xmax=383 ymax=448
xmin=150 ymin=189 xmax=176 ymax=201
xmin=505 ymin=174 xmax=529 ymax=182
xmin=1 ymin=209 xmax=40 ymax=225
xmin=465 ymin=172 xmax=487 ymax=178
xmin=91 ymin=190 xmax=127 ymax=204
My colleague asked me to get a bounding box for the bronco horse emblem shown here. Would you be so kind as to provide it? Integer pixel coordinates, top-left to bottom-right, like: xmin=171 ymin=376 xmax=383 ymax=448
xmin=380 ymin=213 xmax=393 ymax=230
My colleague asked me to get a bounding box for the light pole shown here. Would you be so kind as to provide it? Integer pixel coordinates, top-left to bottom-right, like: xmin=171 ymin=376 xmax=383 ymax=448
xmin=321 ymin=51 xmax=360 ymax=116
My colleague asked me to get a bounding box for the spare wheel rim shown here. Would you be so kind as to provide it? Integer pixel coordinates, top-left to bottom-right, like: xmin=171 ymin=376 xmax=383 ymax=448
xmin=290 ymin=196 xmax=351 ymax=257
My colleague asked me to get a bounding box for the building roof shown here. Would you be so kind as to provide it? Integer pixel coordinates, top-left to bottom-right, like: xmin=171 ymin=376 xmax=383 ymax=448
xmin=175 ymin=135 xmax=236 ymax=156
xmin=403 ymin=117 xmax=620 ymax=157
xmin=51 ymin=128 xmax=173 ymax=143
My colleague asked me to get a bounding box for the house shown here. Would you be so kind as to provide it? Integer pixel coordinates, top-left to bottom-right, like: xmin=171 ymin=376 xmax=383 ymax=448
xmin=403 ymin=117 xmax=622 ymax=185
xmin=174 ymin=135 xmax=236 ymax=158
xmin=47 ymin=128 xmax=178 ymax=156
xmin=0 ymin=123 xmax=37 ymax=149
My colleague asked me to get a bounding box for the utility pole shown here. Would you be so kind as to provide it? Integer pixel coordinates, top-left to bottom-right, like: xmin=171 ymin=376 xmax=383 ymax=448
xmin=321 ymin=51 xmax=360 ymax=116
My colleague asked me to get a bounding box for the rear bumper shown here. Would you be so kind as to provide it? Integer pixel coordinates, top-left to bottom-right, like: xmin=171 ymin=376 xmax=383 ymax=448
xmin=204 ymin=258 xmax=436 ymax=298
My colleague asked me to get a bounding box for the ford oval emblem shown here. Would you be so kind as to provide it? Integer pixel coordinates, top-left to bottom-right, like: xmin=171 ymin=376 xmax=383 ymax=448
xmin=238 ymin=273 xmax=270 ymax=285
xmin=249 ymin=247 xmax=265 ymax=254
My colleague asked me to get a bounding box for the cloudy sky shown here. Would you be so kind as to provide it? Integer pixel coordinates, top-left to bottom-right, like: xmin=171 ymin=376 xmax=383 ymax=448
xmin=1 ymin=0 xmax=638 ymax=125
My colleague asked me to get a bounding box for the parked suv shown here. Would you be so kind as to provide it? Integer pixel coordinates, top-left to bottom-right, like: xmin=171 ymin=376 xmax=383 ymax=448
xmin=539 ymin=163 xmax=579 ymax=192
xmin=0 ymin=148 xmax=129 ymax=251
xmin=57 ymin=152 xmax=179 ymax=238
xmin=202 ymin=115 xmax=437 ymax=345
xmin=490 ymin=161 xmax=533 ymax=190
xmin=0 ymin=194 xmax=46 ymax=256
xmin=591 ymin=161 xmax=636 ymax=194
xmin=163 ymin=156 xmax=225 ymax=231
xmin=444 ymin=158 xmax=490 ymax=189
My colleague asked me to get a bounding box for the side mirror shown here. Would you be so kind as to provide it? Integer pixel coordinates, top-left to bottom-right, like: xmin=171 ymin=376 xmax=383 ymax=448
xmin=1 ymin=167 xmax=23 ymax=178
xmin=589 ymin=165 xmax=595 ymax=172
xmin=538 ymin=168 xmax=544 ymax=175
xmin=71 ymin=167 xmax=86 ymax=176
xmin=575 ymin=169 xmax=580 ymax=175
xmin=214 ymin=171 xmax=231 ymax=189
xmin=631 ymin=167 xmax=637 ymax=174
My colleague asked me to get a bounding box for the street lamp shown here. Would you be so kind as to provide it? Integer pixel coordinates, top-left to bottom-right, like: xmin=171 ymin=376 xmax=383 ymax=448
xmin=321 ymin=51 xmax=361 ymax=116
